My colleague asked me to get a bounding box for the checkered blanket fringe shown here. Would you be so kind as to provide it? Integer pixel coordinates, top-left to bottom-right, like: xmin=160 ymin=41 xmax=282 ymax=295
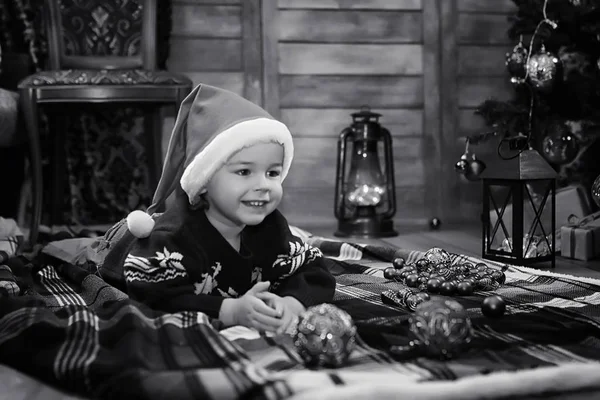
xmin=1 ymin=236 xmax=600 ymax=400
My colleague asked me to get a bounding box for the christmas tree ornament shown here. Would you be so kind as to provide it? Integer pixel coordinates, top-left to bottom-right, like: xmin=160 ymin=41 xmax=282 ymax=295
xmin=465 ymin=154 xmax=487 ymax=181
xmin=526 ymin=45 xmax=561 ymax=92
xmin=456 ymin=281 xmax=474 ymax=296
xmin=505 ymin=36 xmax=529 ymax=80
xmin=292 ymin=303 xmax=356 ymax=368
xmin=423 ymin=247 xmax=452 ymax=269
xmin=541 ymin=127 xmax=579 ymax=165
xmin=426 ymin=277 xmax=442 ymax=293
xmin=481 ymin=295 xmax=506 ymax=318
xmin=439 ymin=281 xmax=457 ymax=296
xmin=429 ymin=217 xmax=442 ymax=230
xmin=592 ymin=174 xmax=600 ymax=208
xmin=381 ymin=288 xmax=431 ymax=312
xmin=408 ymin=298 xmax=473 ymax=359
xmin=454 ymin=153 xmax=469 ymax=173
xmin=383 ymin=267 xmax=402 ymax=280
xmin=392 ymin=257 xmax=406 ymax=269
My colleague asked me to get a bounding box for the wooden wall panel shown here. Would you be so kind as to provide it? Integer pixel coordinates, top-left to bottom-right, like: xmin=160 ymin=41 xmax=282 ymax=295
xmin=285 ymin=137 xmax=424 ymax=188
xmin=458 ymin=0 xmax=515 ymax=12
xmin=458 ymin=76 xmax=514 ymax=108
xmin=279 ymin=76 xmax=423 ymax=108
xmin=276 ymin=0 xmax=428 ymax=227
xmin=168 ymin=39 xmax=242 ymax=71
xmin=281 ymin=108 xmax=423 ymax=138
xmin=454 ymin=0 xmax=517 ymax=221
xmin=279 ymin=10 xmax=422 ymax=43
xmin=171 ymin=5 xmax=241 ymax=37
xmin=457 ymin=46 xmax=513 ymax=77
xmin=458 ymin=14 xmax=512 ymax=45
xmin=279 ymin=43 xmax=423 ymax=75
xmin=278 ymin=0 xmax=422 ymax=9
xmin=162 ymin=0 xmax=521 ymax=229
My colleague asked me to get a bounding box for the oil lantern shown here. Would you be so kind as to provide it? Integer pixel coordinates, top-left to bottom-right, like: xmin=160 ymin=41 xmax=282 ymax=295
xmin=481 ymin=148 xmax=556 ymax=268
xmin=334 ymin=107 xmax=397 ymax=238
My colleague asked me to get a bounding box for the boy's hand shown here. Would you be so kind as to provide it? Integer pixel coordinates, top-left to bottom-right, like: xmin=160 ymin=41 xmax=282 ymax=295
xmin=219 ymin=281 xmax=282 ymax=332
xmin=256 ymin=293 xmax=306 ymax=334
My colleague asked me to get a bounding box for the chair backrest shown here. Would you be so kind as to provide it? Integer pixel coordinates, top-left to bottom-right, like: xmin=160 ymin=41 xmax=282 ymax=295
xmin=45 ymin=0 xmax=157 ymax=70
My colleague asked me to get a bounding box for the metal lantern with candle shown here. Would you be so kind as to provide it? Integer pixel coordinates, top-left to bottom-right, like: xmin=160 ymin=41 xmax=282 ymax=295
xmin=334 ymin=107 xmax=397 ymax=238
xmin=481 ymin=148 xmax=556 ymax=268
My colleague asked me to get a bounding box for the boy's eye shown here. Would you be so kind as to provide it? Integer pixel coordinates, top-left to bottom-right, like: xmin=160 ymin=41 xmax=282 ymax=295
xmin=268 ymin=170 xmax=281 ymax=177
xmin=236 ymin=169 xmax=251 ymax=176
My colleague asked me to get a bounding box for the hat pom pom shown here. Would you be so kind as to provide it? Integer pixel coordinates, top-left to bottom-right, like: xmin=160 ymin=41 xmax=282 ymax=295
xmin=126 ymin=210 xmax=155 ymax=238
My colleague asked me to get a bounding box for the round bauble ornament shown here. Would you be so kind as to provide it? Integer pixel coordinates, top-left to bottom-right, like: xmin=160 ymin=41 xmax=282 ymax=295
xmin=464 ymin=156 xmax=486 ymax=181
xmin=409 ymin=298 xmax=473 ymax=359
xmin=383 ymin=267 xmax=400 ymax=280
xmin=526 ymin=46 xmax=561 ymax=92
xmin=426 ymin=278 xmax=442 ymax=293
xmin=591 ymin=174 xmax=600 ymax=208
xmin=405 ymin=273 xmax=420 ymax=287
xmin=456 ymin=281 xmax=474 ymax=296
xmin=505 ymin=39 xmax=528 ymax=79
xmin=423 ymin=247 xmax=452 ymax=269
xmin=439 ymin=281 xmax=456 ymax=296
xmin=542 ymin=129 xmax=579 ymax=165
xmin=429 ymin=217 xmax=442 ymax=230
xmin=454 ymin=154 xmax=469 ymax=174
xmin=392 ymin=257 xmax=406 ymax=269
xmin=293 ymin=304 xmax=356 ymax=368
xmin=481 ymin=295 xmax=506 ymax=318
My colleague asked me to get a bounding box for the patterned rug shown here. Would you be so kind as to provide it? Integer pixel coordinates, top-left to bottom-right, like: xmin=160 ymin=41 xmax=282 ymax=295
xmin=1 ymin=235 xmax=600 ymax=399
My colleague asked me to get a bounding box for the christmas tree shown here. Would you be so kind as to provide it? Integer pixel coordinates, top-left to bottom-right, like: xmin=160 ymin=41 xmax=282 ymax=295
xmin=466 ymin=0 xmax=600 ymax=191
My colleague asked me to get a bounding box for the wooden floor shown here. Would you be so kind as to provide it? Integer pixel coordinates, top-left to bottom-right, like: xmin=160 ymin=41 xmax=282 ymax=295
xmin=307 ymin=222 xmax=600 ymax=280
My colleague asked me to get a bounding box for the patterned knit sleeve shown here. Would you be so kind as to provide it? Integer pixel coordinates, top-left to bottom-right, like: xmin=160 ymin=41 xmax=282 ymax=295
xmin=124 ymin=230 xmax=225 ymax=317
xmin=266 ymin=211 xmax=336 ymax=307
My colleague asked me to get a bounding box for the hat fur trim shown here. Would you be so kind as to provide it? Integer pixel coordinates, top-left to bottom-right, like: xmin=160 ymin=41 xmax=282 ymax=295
xmin=180 ymin=117 xmax=294 ymax=205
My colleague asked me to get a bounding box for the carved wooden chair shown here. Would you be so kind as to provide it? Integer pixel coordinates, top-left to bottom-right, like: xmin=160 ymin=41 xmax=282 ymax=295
xmin=18 ymin=0 xmax=192 ymax=247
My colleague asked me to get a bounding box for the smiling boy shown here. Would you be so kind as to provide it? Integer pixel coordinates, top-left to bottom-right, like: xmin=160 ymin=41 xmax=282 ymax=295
xmin=111 ymin=84 xmax=336 ymax=333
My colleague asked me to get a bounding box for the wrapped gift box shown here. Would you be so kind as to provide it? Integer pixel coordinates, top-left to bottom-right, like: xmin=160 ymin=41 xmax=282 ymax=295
xmin=560 ymin=216 xmax=600 ymax=261
xmin=489 ymin=184 xmax=594 ymax=237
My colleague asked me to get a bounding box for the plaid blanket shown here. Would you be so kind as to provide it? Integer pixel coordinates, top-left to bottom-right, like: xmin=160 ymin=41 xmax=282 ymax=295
xmin=2 ymin=236 xmax=600 ymax=400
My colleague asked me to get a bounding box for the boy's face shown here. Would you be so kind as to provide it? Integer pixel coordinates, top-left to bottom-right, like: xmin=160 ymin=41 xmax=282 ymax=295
xmin=204 ymin=142 xmax=284 ymax=228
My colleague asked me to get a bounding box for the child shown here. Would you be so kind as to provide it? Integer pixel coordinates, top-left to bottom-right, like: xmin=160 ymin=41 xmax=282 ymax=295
xmin=101 ymin=84 xmax=336 ymax=333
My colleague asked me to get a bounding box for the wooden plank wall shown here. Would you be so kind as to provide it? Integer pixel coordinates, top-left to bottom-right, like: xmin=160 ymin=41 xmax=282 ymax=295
xmin=163 ymin=0 xmax=519 ymax=229
xmin=275 ymin=0 xmax=431 ymax=227
xmin=455 ymin=0 xmax=517 ymax=220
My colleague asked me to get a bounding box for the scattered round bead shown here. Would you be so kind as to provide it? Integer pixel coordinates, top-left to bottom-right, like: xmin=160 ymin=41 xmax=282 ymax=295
xmin=481 ymin=295 xmax=506 ymax=318
xmin=392 ymin=257 xmax=406 ymax=269
xmin=384 ymin=247 xmax=507 ymax=299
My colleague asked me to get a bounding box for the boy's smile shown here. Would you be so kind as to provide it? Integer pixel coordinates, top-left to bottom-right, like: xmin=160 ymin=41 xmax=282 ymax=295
xmin=204 ymin=142 xmax=284 ymax=232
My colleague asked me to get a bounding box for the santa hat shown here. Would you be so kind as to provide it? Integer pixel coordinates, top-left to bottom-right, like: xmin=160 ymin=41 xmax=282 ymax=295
xmin=126 ymin=84 xmax=294 ymax=238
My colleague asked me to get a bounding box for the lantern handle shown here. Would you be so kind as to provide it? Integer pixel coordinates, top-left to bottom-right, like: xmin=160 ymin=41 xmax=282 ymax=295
xmin=334 ymin=127 xmax=354 ymax=220
xmin=381 ymin=127 xmax=396 ymax=219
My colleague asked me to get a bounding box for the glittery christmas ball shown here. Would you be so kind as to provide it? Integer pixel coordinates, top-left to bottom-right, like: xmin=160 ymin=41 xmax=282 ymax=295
xmin=409 ymin=298 xmax=473 ymax=359
xmin=423 ymin=247 xmax=452 ymax=269
xmin=526 ymin=47 xmax=561 ymax=92
xmin=292 ymin=304 xmax=357 ymax=368
xmin=505 ymin=40 xmax=529 ymax=79
xmin=542 ymin=128 xmax=579 ymax=165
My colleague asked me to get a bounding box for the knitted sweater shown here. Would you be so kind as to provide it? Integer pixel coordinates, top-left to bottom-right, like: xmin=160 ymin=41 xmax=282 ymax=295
xmin=113 ymin=198 xmax=335 ymax=318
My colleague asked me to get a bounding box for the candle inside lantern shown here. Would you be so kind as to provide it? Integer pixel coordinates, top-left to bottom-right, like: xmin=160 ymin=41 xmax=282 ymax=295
xmin=346 ymin=184 xmax=385 ymax=206
xmin=344 ymin=137 xmax=387 ymax=207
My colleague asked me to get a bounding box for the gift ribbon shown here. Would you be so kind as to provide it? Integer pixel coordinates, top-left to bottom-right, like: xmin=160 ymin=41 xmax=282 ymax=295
xmin=566 ymin=210 xmax=600 ymax=259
